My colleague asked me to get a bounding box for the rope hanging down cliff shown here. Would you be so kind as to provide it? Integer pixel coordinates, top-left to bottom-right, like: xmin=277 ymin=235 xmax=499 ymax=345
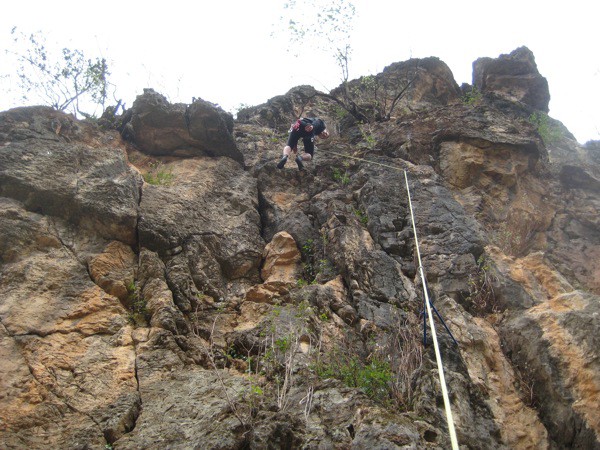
xmin=403 ymin=169 xmax=459 ymax=450
xmin=318 ymin=147 xmax=460 ymax=450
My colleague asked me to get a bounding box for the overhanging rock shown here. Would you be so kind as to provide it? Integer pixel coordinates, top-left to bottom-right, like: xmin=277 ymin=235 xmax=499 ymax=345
xmin=122 ymin=89 xmax=243 ymax=164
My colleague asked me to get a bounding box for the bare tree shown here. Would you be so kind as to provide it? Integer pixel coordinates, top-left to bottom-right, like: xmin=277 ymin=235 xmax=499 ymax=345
xmin=278 ymin=0 xmax=356 ymax=82
xmin=274 ymin=2 xmax=417 ymax=123
xmin=6 ymin=28 xmax=114 ymax=118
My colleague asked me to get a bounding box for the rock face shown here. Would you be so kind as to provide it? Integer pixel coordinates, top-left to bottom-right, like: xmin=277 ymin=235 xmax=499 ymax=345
xmin=1 ymin=48 xmax=599 ymax=449
xmin=473 ymin=46 xmax=550 ymax=112
xmin=0 ymin=106 xmax=141 ymax=246
xmin=122 ymin=88 xmax=243 ymax=163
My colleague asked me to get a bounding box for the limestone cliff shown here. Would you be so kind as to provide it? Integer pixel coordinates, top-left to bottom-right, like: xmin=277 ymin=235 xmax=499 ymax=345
xmin=1 ymin=46 xmax=599 ymax=449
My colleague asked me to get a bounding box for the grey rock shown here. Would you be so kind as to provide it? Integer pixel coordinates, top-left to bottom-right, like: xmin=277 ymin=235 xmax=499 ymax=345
xmin=473 ymin=46 xmax=550 ymax=112
xmin=124 ymin=88 xmax=243 ymax=163
xmin=0 ymin=107 xmax=141 ymax=245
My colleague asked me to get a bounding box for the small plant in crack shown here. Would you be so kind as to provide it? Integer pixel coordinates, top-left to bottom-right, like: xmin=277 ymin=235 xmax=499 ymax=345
xmin=332 ymin=167 xmax=350 ymax=185
xmin=255 ymin=301 xmax=312 ymax=412
xmin=318 ymin=311 xmax=330 ymax=321
xmin=466 ymin=255 xmax=499 ymax=315
xmin=299 ymin=239 xmax=317 ymax=284
xmin=314 ymin=347 xmax=392 ymax=404
xmin=143 ymin=161 xmax=174 ymax=186
xmin=312 ymin=308 xmax=423 ymax=410
xmin=359 ymin=122 xmax=377 ymax=150
xmin=515 ymin=361 xmax=539 ymax=408
xmin=354 ymin=208 xmax=368 ymax=226
xmin=126 ymin=281 xmax=149 ymax=326
xmin=528 ymin=111 xmax=562 ymax=145
xmin=298 ymin=239 xmax=334 ymax=285
xmin=461 ymin=86 xmax=483 ymax=106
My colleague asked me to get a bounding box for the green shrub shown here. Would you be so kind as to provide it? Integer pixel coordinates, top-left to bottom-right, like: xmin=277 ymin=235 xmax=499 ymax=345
xmin=319 ymin=311 xmax=330 ymax=321
xmin=332 ymin=167 xmax=350 ymax=185
xmin=461 ymin=86 xmax=482 ymax=106
xmin=346 ymin=356 xmax=390 ymax=400
xmin=126 ymin=281 xmax=149 ymax=326
xmin=358 ymin=122 xmax=377 ymax=149
xmin=354 ymin=208 xmax=368 ymax=226
xmin=297 ymin=239 xmax=333 ymax=285
xmin=315 ymin=351 xmax=392 ymax=403
xmin=528 ymin=111 xmax=562 ymax=145
xmin=144 ymin=163 xmax=174 ymax=186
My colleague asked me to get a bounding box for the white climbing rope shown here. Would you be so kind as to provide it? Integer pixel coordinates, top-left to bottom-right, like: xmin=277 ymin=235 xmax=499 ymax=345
xmin=403 ymin=170 xmax=459 ymax=450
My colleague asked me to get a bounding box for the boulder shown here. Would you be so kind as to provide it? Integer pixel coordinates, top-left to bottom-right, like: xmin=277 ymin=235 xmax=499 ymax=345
xmin=382 ymin=56 xmax=461 ymax=108
xmin=473 ymin=46 xmax=550 ymax=112
xmin=123 ymin=89 xmax=243 ymax=163
xmin=261 ymin=231 xmax=302 ymax=283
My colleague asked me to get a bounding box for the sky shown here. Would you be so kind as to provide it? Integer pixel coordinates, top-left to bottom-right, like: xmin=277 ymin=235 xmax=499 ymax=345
xmin=1 ymin=0 xmax=598 ymax=143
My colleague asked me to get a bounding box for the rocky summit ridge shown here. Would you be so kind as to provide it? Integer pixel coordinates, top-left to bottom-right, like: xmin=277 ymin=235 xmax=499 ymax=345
xmin=1 ymin=46 xmax=599 ymax=449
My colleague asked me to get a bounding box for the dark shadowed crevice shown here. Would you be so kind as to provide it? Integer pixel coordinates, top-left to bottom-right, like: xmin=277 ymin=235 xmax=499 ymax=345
xmin=130 ymin=355 xmax=143 ymax=433
xmin=347 ymin=423 xmax=355 ymax=439
xmin=108 ymin=346 xmax=143 ymax=447
xmin=256 ymin=188 xmax=271 ymax=241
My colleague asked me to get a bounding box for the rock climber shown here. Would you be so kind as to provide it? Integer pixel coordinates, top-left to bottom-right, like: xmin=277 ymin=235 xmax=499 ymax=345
xmin=277 ymin=117 xmax=330 ymax=170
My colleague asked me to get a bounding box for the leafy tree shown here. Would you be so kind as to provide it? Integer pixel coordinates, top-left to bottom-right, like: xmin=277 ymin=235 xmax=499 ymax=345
xmin=6 ymin=28 xmax=112 ymax=118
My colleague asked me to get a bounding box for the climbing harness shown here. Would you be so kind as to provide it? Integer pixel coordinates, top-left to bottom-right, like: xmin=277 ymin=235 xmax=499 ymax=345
xmin=319 ymin=147 xmax=460 ymax=450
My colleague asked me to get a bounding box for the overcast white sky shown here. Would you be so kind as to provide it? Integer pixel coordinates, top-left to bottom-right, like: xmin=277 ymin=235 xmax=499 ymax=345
xmin=1 ymin=0 xmax=598 ymax=143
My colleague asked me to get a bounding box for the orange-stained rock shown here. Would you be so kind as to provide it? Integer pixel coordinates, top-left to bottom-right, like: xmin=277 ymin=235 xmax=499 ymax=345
xmin=261 ymin=231 xmax=302 ymax=283
xmin=89 ymin=240 xmax=137 ymax=301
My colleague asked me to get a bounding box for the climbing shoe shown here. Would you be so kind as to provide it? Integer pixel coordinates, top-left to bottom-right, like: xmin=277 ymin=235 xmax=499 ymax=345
xmin=276 ymin=155 xmax=288 ymax=169
xmin=295 ymin=155 xmax=304 ymax=170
